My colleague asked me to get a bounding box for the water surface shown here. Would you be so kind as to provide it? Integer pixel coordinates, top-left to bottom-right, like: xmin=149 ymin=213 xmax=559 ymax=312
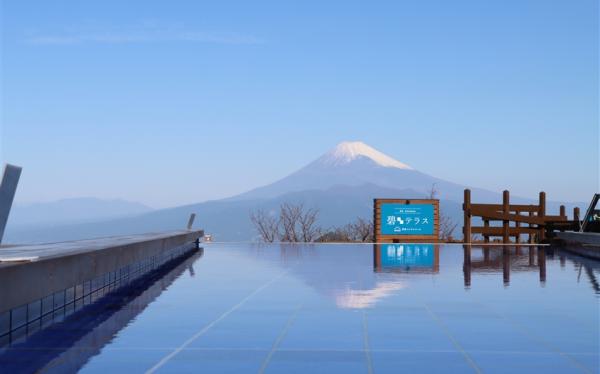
xmin=0 ymin=244 xmax=598 ymax=373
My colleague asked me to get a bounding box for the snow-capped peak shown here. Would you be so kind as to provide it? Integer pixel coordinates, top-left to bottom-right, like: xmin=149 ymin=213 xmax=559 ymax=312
xmin=319 ymin=141 xmax=413 ymax=169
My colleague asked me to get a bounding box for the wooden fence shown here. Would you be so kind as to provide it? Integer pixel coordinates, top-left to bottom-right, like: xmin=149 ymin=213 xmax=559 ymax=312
xmin=463 ymin=189 xmax=580 ymax=244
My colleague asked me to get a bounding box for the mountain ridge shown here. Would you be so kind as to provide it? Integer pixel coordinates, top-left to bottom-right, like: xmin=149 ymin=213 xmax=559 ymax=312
xmin=4 ymin=141 xmax=585 ymax=243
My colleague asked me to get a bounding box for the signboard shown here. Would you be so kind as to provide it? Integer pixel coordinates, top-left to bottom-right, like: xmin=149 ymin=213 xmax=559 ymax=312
xmin=380 ymin=204 xmax=434 ymax=235
xmin=374 ymin=199 xmax=439 ymax=243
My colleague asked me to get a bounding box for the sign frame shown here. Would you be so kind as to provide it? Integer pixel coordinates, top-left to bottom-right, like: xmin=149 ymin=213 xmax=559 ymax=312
xmin=374 ymin=198 xmax=439 ymax=243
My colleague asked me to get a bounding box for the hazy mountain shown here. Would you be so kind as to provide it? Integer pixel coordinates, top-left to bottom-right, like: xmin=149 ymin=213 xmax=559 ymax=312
xmin=3 ymin=141 xmax=583 ymax=244
xmin=232 ymin=141 xmax=501 ymax=203
xmin=8 ymin=198 xmax=152 ymax=227
xmin=3 ymin=184 xmax=462 ymax=244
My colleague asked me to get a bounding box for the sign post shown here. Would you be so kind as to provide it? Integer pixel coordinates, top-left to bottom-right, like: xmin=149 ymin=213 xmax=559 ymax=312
xmin=374 ymin=199 xmax=439 ymax=243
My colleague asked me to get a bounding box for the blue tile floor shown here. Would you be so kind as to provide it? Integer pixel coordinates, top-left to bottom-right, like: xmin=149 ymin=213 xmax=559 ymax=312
xmin=0 ymin=244 xmax=598 ymax=373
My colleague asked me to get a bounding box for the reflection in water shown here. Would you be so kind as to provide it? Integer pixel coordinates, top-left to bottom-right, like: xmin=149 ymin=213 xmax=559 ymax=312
xmin=548 ymin=248 xmax=600 ymax=294
xmin=462 ymin=245 xmax=548 ymax=288
xmin=269 ymin=243 xmax=600 ymax=311
xmin=335 ymin=281 xmax=405 ymax=309
xmin=0 ymin=249 xmax=203 ymax=373
xmin=373 ymin=244 xmax=440 ymax=273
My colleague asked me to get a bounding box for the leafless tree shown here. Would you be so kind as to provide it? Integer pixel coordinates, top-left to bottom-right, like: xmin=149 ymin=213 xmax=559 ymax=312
xmin=428 ymin=183 xmax=439 ymax=200
xmin=251 ymin=202 xmax=322 ymax=242
xmin=439 ymin=215 xmax=458 ymax=241
xmin=250 ymin=208 xmax=279 ymax=242
xmin=298 ymin=205 xmax=321 ymax=242
xmin=316 ymin=217 xmax=374 ymax=243
xmin=428 ymin=183 xmax=458 ymax=241
xmin=346 ymin=217 xmax=374 ymax=242
xmin=279 ymin=203 xmax=303 ymax=242
xmin=316 ymin=227 xmax=351 ymax=242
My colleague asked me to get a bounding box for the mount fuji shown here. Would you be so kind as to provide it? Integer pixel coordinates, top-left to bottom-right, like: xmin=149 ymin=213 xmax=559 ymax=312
xmin=232 ymin=141 xmax=497 ymax=203
xmin=3 ymin=141 xmax=581 ymax=243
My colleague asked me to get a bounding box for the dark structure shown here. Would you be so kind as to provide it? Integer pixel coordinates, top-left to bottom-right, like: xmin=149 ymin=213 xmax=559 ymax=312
xmin=463 ymin=189 xmax=580 ymax=244
xmin=580 ymin=193 xmax=600 ymax=233
xmin=0 ymin=164 xmax=22 ymax=245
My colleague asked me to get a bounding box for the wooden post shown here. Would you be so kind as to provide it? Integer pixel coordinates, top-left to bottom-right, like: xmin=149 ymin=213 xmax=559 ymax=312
xmin=483 ymin=220 xmax=490 ymax=243
xmin=538 ymin=248 xmax=546 ymax=283
xmin=463 ymin=189 xmax=471 ymax=243
xmin=502 ymin=190 xmax=510 ymax=244
xmin=528 ymin=211 xmax=535 ymax=243
xmin=515 ymin=218 xmax=520 ymax=244
xmin=373 ymin=245 xmax=381 ymax=271
xmin=463 ymin=245 xmax=471 ymax=288
xmin=528 ymin=247 xmax=534 ymax=266
xmin=503 ymin=246 xmax=510 ymax=286
xmin=538 ymin=192 xmax=546 ymax=242
xmin=373 ymin=199 xmax=378 ymax=243
xmin=559 ymin=205 xmax=566 ymax=220
xmin=574 ymin=207 xmax=580 ymax=231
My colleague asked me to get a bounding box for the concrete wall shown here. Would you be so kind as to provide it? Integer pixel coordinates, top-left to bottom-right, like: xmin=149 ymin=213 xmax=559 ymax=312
xmin=0 ymin=230 xmax=202 ymax=314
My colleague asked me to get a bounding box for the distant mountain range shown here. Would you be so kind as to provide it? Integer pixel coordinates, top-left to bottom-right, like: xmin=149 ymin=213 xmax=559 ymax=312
xmin=3 ymin=142 xmax=584 ymax=244
xmin=6 ymin=197 xmax=152 ymax=234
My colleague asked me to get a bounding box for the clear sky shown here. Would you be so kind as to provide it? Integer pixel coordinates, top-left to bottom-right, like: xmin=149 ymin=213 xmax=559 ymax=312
xmin=1 ymin=0 xmax=598 ymax=208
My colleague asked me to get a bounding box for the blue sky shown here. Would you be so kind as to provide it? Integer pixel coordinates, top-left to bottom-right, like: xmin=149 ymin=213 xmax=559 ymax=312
xmin=1 ymin=0 xmax=598 ymax=208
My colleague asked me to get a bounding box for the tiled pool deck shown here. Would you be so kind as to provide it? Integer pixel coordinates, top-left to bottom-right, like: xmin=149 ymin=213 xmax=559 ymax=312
xmin=0 ymin=243 xmax=598 ymax=373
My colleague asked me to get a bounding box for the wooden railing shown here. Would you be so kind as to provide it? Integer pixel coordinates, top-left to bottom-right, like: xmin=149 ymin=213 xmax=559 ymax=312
xmin=463 ymin=189 xmax=579 ymax=243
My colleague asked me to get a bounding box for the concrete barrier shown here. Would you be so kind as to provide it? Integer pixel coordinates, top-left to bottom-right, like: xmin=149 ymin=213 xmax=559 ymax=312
xmin=0 ymin=230 xmax=203 ymax=339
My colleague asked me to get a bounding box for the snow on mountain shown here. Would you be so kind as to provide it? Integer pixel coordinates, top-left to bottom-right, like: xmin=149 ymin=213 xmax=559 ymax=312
xmin=317 ymin=141 xmax=413 ymax=169
xmin=231 ymin=141 xmax=485 ymax=202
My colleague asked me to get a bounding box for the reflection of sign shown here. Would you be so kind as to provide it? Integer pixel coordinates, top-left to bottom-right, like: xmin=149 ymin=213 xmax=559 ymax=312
xmin=381 ymin=244 xmax=435 ymax=267
xmin=380 ymin=204 xmax=434 ymax=235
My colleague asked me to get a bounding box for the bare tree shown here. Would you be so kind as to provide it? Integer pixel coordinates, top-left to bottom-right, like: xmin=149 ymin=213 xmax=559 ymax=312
xmin=279 ymin=203 xmax=303 ymax=242
xmin=316 ymin=227 xmax=351 ymax=242
xmin=428 ymin=183 xmax=458 ymax=241
xmin=439 ymin=215 xmax=458 ymax=241
xmin=298 ymin=206 xmax=321 ymax=242
xmin=251 ymin=202 xmax=323 ymax=243
xmin=346 ymin=217 xmax=374 ymax=242
xmin=250 ymin=209 xmax=279 ymax=242
xmin=428 ymin=183 xmax=439 ymax=200
xmin=316 ymin=217 xmax=374 ymax=243
xmin=251 ymin=203 xmax=372 ymax=243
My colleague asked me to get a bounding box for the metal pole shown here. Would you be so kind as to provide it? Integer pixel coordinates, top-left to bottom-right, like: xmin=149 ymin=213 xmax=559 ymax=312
xmin=187 ymin=213 xmax=196 ymax=230
xmin=0 ymin=164 xmax=22 ymax=245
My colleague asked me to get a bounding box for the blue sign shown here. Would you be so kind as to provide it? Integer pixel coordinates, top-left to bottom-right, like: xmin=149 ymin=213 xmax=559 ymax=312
xmin=380 ymin=244 xmax=435 ymax=267
xmin=380 ymin=203 xmax=434 ymax=235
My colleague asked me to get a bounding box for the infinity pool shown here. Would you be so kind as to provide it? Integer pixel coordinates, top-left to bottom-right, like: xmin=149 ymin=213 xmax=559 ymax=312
xmin=0 ymin=244 xmax=598 ymax=373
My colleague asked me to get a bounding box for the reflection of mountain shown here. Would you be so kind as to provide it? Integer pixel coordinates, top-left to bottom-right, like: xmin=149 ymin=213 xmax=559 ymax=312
xmin=248 ymin=244 xmax=600 ymax=310
xmin=335 ymin=281 xmax=405 ymax=309
xmin=0 ymin=249 xmax=202 ymax=373
xmin=250 ymin=244 xmax=436 ymax=310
